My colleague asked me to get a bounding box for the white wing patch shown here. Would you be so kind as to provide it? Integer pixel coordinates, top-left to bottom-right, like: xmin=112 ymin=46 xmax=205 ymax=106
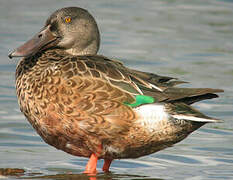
xmin=135 ymin=104 xmax=169 ymax=131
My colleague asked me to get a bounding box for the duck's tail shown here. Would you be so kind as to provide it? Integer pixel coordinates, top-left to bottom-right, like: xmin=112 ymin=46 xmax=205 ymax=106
xmin=171 ymin=114 xmax=223 ymax=123
xmin=168 ymin=102 xmax=223 ymax=123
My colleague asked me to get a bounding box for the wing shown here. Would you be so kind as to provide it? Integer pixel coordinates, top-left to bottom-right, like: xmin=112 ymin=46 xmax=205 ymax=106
xmin=72 ymin=55 xmax=223 ymax=104
xmin=41 ymin=53 xmax=222 ymax=143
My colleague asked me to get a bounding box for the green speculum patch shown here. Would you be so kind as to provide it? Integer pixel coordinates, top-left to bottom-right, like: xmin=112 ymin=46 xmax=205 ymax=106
xmin=124 ymin=95 xmax=154 ymax=108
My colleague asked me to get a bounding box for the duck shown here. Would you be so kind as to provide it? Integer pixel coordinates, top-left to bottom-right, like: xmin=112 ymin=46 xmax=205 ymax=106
xmin=9 ymin=7 xmax=223 ymax=174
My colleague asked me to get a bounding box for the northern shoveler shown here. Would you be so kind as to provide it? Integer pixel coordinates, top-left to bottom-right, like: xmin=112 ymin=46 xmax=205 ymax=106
xmin=9 ymin=7 xmax=223 ymax=174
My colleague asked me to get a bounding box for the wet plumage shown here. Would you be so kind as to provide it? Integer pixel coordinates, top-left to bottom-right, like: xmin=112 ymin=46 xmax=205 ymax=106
xmin=9 ymin=7 xmax=223 ymax=173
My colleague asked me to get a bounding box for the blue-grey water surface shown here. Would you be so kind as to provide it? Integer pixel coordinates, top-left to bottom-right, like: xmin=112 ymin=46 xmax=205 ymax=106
xmin=0 ymin=0 xmax=233 ymax=179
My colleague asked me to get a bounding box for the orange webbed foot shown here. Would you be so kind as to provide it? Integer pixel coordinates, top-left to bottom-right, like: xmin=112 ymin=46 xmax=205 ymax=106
xmin=83 ymin=153 xmax=98 ymax=174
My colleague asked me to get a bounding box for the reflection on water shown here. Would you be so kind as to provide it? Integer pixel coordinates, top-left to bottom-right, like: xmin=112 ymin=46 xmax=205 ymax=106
xmin=28 ymin=173 xmax=155 ymax=180
xmin=0 ymin=168 xmax=163 ymax=180
xmin=0 ymin=0 xmax=233 ymax=179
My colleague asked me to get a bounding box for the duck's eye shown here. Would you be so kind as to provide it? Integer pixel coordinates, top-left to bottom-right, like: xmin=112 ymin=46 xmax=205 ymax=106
xmin=65 ymin=17 xmax=72 ymax=23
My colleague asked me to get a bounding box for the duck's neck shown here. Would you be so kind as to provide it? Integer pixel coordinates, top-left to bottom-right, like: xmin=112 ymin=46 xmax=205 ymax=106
xmin=64 ymin=39 xmax=99 ymax=56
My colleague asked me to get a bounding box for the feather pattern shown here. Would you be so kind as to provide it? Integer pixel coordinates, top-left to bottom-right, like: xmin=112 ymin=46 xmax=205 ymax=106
xmin=15 ymin=49 xmax=223 ymax=159
xmin=11 ymin=6 xmax=224 ymax=172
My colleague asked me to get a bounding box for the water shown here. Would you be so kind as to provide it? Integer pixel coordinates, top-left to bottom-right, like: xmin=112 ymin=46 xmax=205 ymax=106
xmin=0 ymin=0 xmax=233 ymax=179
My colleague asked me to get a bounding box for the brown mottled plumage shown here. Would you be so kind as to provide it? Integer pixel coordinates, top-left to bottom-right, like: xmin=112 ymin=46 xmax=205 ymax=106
xmin=9 ymin=7 xmax=223 ymax=173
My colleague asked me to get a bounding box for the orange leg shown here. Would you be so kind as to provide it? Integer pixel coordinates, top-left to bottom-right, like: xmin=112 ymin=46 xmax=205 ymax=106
xmin=83 ymin=153 xmax=98 ymax=174
xmin=102 ymin=159 xmax=112 ymax=172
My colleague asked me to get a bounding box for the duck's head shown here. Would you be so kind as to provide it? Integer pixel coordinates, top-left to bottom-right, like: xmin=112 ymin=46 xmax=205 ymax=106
xmin=9 ymin=7 xmax=100 ymax=58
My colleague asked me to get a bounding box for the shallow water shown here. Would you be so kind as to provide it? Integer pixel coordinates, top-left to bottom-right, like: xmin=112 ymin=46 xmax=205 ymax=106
xmin=0 ymin=0 xmax=233 ymax=179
